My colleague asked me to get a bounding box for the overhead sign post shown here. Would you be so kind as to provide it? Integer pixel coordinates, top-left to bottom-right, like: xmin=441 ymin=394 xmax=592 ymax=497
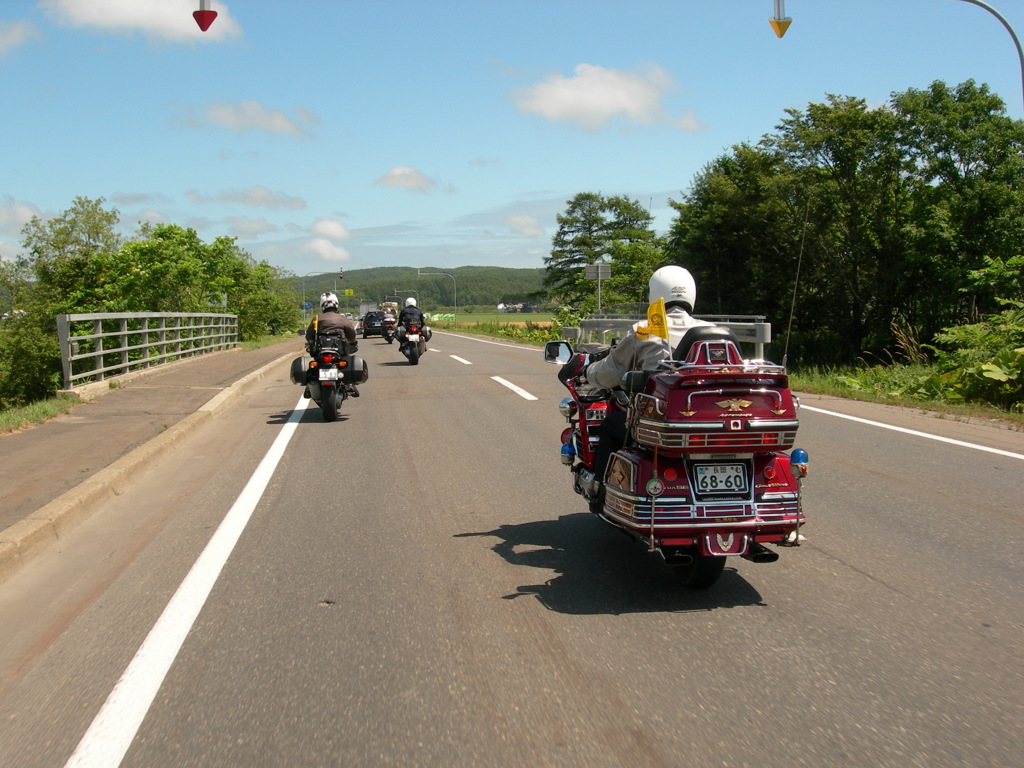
xmin=770 ymin=0 xmax=792 ymax=38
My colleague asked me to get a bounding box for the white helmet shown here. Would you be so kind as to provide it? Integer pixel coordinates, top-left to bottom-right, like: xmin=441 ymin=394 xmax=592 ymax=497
xmin=405 ymin=297 xmax=417 ymax=307
xmin=649 ymin=266 xmax=696 ymax=312
xmin=320 ymin=292 xmax=339 ymax=312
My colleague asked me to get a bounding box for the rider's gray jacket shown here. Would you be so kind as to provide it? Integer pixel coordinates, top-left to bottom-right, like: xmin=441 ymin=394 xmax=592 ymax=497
xmin=584 ymin=308 xmax=712 ymax=391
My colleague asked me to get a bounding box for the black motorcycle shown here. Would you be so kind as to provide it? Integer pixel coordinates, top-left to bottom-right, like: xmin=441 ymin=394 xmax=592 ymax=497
xmin=290 ymin=335 xmax=367 ymax=421
xmin=398 ymin=322 xmax=427 ymax=365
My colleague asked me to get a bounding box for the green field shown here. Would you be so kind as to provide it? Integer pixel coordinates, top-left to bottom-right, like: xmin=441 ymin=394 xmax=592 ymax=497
xmin=433 ymin=312 xmax=553 ymax=326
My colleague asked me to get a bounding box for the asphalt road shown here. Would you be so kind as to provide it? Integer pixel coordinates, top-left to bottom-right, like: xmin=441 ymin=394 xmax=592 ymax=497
xmin=0 ymin=332 xmax=1021 ymax=768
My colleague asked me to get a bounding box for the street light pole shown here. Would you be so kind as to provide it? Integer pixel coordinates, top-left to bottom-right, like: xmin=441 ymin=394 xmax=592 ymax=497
xmin=417 ymin=270 xmax=458 ymax=327
xmin=956 ymin=0 xmax=1024 ymax=115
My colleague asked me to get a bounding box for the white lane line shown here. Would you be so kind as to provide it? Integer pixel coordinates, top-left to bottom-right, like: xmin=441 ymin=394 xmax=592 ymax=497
xmin=431 ymin=331 xmax=534 ymax=351
xmin=450 ymin=355 xmax=472 ymax=365
xmin=801 ymin=404 xmax=1024 ymax=461
xmin=64 ymin=394 xmax=312 ymax=768
xmin=492 ymin=376 xmax=538 ymax=401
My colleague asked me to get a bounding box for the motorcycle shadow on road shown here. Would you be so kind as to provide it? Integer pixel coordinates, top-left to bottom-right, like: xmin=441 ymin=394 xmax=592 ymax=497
xmin=265 ymin=408 xmax=350 ymax=424
xmin=456 ymin=514 xmax=766 ymax=615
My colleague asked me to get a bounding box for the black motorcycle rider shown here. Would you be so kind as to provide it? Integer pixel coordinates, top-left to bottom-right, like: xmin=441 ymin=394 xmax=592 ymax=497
xmin=397 ymin=297 xmax=431 ymax=342
xmin=305 ymin=292 xmax=360 ymax=397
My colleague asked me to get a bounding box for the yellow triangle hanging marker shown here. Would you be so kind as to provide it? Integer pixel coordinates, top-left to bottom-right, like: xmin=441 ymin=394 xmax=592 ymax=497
xmin=769 ymin=17 xmax=792 ymax=38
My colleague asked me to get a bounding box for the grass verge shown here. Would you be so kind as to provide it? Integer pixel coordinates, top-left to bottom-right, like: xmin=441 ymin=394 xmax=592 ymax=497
xmin=0 ymin=394 xmax=80 ymax=435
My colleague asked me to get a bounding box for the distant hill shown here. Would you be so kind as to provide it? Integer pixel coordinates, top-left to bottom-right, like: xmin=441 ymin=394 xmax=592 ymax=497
xmin=289 ymin=266 xmax=548 ymax=311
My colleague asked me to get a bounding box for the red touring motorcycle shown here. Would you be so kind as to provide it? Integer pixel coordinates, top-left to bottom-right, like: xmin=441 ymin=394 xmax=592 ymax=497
xmin=544 ymin=326 xmax=808 ymax=589
xmin=290 ymin=335 xmax=368 ymax=422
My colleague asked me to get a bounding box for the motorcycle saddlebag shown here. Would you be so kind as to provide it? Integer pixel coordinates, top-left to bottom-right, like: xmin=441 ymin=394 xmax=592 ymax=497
xmin=289 ymin=356 xmax=308 ymax=385
xmin=343 ymin=355 xmax=368 ymax=383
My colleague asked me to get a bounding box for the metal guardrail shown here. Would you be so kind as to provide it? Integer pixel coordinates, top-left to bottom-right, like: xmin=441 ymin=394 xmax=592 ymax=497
xmin=564 ymin=314 xmax=772 ymax=359
xmin=56 ymin=312 xmax=238 ymax=390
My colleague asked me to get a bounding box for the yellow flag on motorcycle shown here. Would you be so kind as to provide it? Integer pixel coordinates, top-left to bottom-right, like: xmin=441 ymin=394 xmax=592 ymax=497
xmin=644 ymin=297 xmax=669 ymax=339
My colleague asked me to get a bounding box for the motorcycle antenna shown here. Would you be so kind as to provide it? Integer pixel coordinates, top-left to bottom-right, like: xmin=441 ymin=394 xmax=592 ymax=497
xmin=782 ymin=197 xmax=810 ymax=368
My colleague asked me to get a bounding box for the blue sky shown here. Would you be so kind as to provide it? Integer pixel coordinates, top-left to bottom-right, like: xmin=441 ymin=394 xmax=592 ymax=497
xmin=2 ymin=0 xmax=1023 ymax=274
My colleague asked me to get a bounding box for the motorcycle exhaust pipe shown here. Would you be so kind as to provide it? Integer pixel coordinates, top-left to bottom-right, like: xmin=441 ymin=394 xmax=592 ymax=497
xmin=742 ymin=543 xmax=780 ymax=563
xmin=660 ymin=548 xmax=694 ymax=567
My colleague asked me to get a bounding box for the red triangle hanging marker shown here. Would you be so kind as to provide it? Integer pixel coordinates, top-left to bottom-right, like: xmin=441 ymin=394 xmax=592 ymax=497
xmin=193 ymin=10 xmax=218 ymax=32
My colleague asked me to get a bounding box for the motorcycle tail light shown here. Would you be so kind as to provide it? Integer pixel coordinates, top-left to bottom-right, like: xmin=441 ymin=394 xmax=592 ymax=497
xmin=763 ymin=463 xmax=777 ymax=481
xmin=322 ymin=354 xmax=334 ymax=363
xmin=560 ymin=427 xmax=573 ymax=444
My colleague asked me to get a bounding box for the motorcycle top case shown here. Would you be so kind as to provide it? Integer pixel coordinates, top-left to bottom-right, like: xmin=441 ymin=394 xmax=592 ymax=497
xmin=629 ymin=338 xmax=800 ymax=455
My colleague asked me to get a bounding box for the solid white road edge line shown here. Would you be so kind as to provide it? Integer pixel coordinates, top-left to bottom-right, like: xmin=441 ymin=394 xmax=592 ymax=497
xmin=492 ymin=376 xmax=538 ymax=401
xmin=801 ymin=404 xmax=1024 ymax=461
xmin=63 ymin=393 xmax=312 ymax=768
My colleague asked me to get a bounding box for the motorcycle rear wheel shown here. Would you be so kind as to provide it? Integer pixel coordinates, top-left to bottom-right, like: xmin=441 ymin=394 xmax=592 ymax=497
xmin=321 ymin=388 xmax=339 ymax=421
xmin=408 ymin=345 xmax=420 ymax=365
xmin=671 ymin=554 xmax=726 ymax=589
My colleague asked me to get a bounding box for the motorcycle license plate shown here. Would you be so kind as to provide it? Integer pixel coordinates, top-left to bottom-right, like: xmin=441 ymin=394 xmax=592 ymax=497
xmin=407 ymin=334 xmax=420 ymax=342
xmin=318 ymin=368 xmax=339 ymax=381
xmin=693 ymin=463 xmax=748 ymax=496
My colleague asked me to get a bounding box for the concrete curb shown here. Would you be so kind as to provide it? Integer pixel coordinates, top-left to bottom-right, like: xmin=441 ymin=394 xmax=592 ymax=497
xmin=0 ymin=349 xmax=297 ymax=585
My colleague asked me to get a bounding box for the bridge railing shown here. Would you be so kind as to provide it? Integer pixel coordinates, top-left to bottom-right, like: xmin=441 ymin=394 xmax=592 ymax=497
xmin=56 ymin=312 xmax=238 ymax=390
xmin=562 ymin=313 xmax=772 ymax=359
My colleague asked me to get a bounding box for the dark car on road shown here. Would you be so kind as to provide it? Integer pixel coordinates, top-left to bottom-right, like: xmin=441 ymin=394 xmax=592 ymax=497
xmin=360 ymin=310 xmax=386 ymax=338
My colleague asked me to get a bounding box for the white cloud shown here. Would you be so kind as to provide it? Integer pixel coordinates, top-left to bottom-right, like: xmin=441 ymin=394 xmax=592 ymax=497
xmin=225 ymin=216 xmax=278 ymax=239
xmin=303 ymin=238 xmax=350 ymax=262
xmin=0 ymin=196 xmax=41 ymax=231
xmin=505 ymin=214 xmax=544 ymax=238
xmin=375 ymin=166 xmax=437 ymax=193
xmin=0 ymin=20 xmax=40 ymax=58
xmin=511 ymin=62 xmax=701 ymax=132
xmin=39 ymin=0 xmax=242 ymax=43
xmin=112 ymin=192 xmax=172 ymax=206
xmin=135 ymin=209 xmax=169 ymax=225
xmin=311 ymin=217 xmax=350 ymax=240
xmin=188 ymin=100 xmax=317 ymax=136
xmin=189 ymin=186 xmax=306 ymax=210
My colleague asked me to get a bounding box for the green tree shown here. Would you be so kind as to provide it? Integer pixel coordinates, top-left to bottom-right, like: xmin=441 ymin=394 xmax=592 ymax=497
xmin=892 ymin=79 xmax=1024 ymax=332
xmin=545 ymin=193 xmax=657 ymax=307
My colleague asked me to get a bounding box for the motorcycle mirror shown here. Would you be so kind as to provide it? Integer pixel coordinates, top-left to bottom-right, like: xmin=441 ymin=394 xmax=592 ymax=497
xmin=544 ymin=340 xmax=573 ymax=364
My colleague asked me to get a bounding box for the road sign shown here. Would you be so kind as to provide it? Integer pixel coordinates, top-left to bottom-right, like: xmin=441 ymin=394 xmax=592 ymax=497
xmin=585 ymin=264 xmax=610 ymax=280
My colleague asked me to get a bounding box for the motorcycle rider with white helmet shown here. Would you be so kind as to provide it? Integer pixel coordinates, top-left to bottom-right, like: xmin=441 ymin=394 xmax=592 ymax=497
xmin=305 ymin=292 xmax=360 ymax=397
xmin=397 ymin=297 xmax=431 ymax=342
xmin=574 ymin=265 xmax=712 ymax=510
xmin=583 ymin=265 xmax=710 ymax=390
xmin=306 ymin=292 xmax=357 ymax=350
